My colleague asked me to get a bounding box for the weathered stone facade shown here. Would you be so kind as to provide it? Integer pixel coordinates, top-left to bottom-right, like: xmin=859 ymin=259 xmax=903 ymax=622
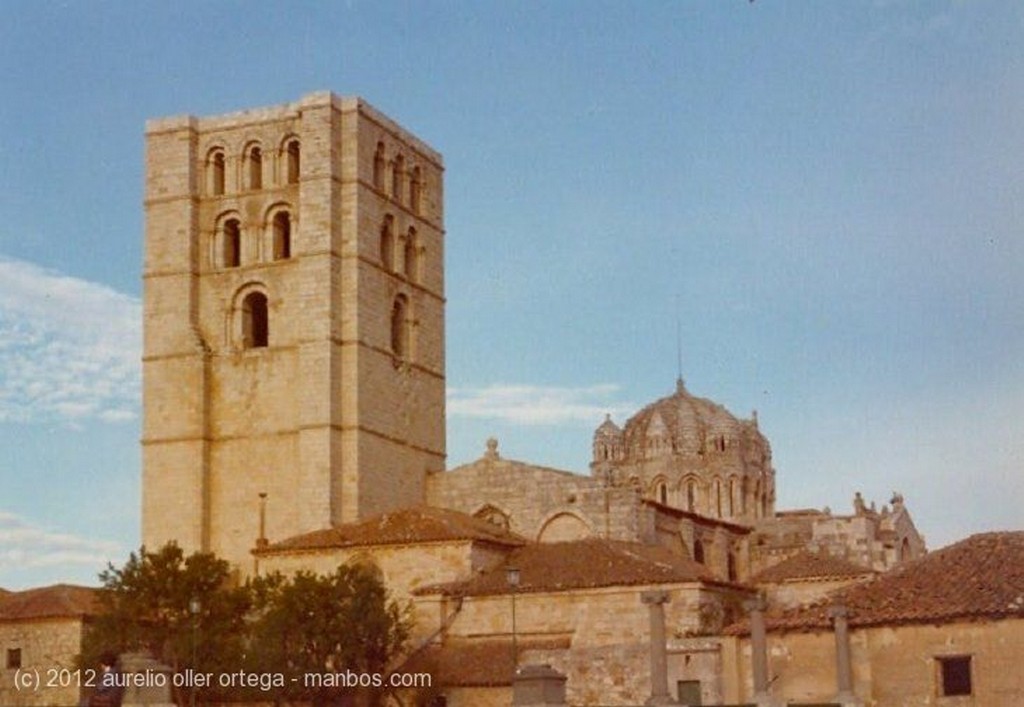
xmin=143 ymin=93 xmax=446 ymax=568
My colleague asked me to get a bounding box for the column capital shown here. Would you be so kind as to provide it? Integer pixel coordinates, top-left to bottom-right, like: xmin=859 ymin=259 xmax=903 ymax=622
xmin=641 ymin=590 xmax=670 ymax=606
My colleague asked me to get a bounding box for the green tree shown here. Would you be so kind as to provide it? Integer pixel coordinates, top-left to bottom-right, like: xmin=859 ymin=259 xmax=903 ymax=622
xmin=246 ymin=564 xmax=410 ymax=707
xmin=80 ymin=543 xmax=250 ymax=703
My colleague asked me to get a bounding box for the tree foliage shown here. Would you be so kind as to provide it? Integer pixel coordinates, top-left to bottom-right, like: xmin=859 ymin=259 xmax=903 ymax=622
xmin=81 ymin=544 xmax=410 ymax=706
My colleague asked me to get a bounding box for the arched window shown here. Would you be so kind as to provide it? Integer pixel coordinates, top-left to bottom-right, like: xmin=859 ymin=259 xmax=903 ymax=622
xmin=686 ymin=480 xmax=696 ymax=512
xmin=740 ymin=477 xmax=749 ymax=515
xmin=693 ymin=539 xmax=705 ymax=564
xmin=658 ymin=482 xmax=667 ymax=505
xmin=392 ymin=154 xmax=404 ymax=203
xmin=728 ymin=478 xmax=737 ymax=517
xmin=373 ymin=142 xmax=386 ymax=191
xmin=247 ymin=145 xmax=263 ymax=190
xmin=209 ymin=150 xmax=226 ymax=195
xmin=272 ymin=211 xmax=291 ymax=260
xmin=223 ymin=218 xmax=241 ymax=268
xmin=380 ymin=216 xmax=395 ymax=271
xmin=242 ymin=292 xmax=268 ymax=348
xmin=390 ymin=295 xmax=409 ymax=358
xmin=714 ymin=479 xmax=723 ymax=518
xmin=410 ymin=166 xmax=422 ymax=214
xmin=404 ymin=227 xmax=417 ymax=281
xmin=286 ymin=140 xmax=300 ymax=184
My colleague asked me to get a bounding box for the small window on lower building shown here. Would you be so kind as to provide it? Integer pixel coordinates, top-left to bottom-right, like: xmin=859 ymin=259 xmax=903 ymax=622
xmin=7 ymin=647 xmax=22 ymax=669
xmin=677 ymin=679 xmax=701 ymax=705
xmin=937 ymin=655 xmax=972 ymax=696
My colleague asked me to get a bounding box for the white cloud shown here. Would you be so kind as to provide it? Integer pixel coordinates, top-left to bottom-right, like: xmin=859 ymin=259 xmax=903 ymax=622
xmin=0 ymin=257 xmax=140 ymax=425
xmin=448 ymin=383 xmax=636 ymax=425
xmin=0 ymin=511 xmax=122 ymax=574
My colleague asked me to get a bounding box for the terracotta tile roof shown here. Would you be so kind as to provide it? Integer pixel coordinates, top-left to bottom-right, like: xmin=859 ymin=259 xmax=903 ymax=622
xmin=402 ymin=638 xmax=569 ymax=687
xmin=0 ymin=584 xmax=99 ymax=621
xmin=416 ymin=538 xmax=724 ymax=597
xmin=256 ymin=506 xmax=526 ymax=554
xmin=751 ymin=551 xmax=874 ymax=584
xmin=729 ymin=532 xmax=1024 ymax=634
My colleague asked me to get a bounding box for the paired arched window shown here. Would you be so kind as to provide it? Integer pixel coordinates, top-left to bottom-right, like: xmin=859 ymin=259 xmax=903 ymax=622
xmin=404 ymin=227 xmax=418 ymax=281
xmin=373 ymin=142 xmax=386 ymax=191
xmin=285 ymin=139 xmax=300 ymax=184
xmin=391 ymin=154 xmax=405 ymax=203
xmin=223 ymin=218 xmax=241 ymax=268
xmin=380 ymin=216 xmax=395 ymax=271
xmin=209 ymin=150 xmax=226 ymax=195
xmin=246 ymin=145 xmax=263 ymax=190
xmin=242 ymin=292 xmax=269 ymax=348
xmin=410 ymin=166 xmax=422 ymax=214
xmin=272 ymin=211 xmax=291 ymax=260
xmin=390 ymin=294 xmax=410 ymax=358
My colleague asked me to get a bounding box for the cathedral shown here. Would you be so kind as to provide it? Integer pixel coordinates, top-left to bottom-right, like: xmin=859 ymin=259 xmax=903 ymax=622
xmin=3 ymin=91 xmax=1019 ymax=707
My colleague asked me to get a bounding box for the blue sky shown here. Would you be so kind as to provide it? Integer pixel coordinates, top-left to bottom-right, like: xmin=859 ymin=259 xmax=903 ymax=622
xmin=1 ymin=1 xmax=1022 ymax=590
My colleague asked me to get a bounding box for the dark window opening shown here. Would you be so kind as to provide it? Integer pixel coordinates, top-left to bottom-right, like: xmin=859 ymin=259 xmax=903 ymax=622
xmin=727 ymin=552 xmax=737 ymax=582
xmin=404 ymin=228 xmax=417 ymax=281
xmin=7 ymin=648 xmax=22 ymax=670
xmin=410 ymin=166 xmax=422 ymax=214
xmin=373 ymin=142 xmax=386 ymax=191
xmin=938 ymin=656 xmax=972 ymax=696
xmin=242 ymin=292 xmax=269 ymax=349
xmin=677 ymin=679 xmax=702 ymax=705
xmin=693 ymin=539 xmax=705 ymax=565
xmin=273 ymin=212 xmax=291 ymax=260
xmin=390 ymin=295 xmax=409 ymax=358
xmin=211 ymin=151 xmax=225 ymax=195
xmin=381 ymin=217 xmax=395 ymax=271
xmin=392 ymin=154 xmax=405 ymax=203
xmin=658 ymin=483 xmax=667 ymax=505
xmin=686 ymin=481 xmax=696 ymax=512
xmin=286 ymin=140 xmax=300 ymax=184
xmin=223 ymin=219 xmax=241 ymax=268
xmin=248 ymin=146 xmax=263 ymax=190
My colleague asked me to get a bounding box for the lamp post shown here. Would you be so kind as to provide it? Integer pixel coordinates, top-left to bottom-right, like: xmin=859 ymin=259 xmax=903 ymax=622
xmin=506 ymin=566 xmax=520 ymax=678
xmin=189 ymin=596 xmax=201 ymax=707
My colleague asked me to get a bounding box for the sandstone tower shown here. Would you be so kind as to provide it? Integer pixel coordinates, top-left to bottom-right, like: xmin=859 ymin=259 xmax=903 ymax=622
xmin=142 ymin=93 xmax=445 ymax=568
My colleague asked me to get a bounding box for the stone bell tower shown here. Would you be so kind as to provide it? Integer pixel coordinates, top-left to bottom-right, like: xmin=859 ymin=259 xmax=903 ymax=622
xmin=142 ymin=92 xmax=445 ymax=569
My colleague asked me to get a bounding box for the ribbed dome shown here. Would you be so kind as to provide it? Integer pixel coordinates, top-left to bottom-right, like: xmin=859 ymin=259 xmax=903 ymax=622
xmin=621 ymin=378 xmax=749 ymax=458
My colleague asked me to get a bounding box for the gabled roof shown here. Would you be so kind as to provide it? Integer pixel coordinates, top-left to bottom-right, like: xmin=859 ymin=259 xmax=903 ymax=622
xmin=730 ymin=532 xmax=1024 ymax=634
xmin=416 ymin=537 xmax=728 ymax=597
xmin=0 ymin=584 xmax=99 ymax=621
xmin=256 ymin=506 xmax=525 ymax=554
xmin=751 ymin=551 xmax=874 ymax=584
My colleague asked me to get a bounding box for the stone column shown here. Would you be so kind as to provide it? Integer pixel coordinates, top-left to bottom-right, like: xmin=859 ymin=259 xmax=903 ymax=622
xmin=743 ymin=595 xmax=772 ymax=707
xmin=641 ymin=590 xmax=675 ymax=705
xmin=828 ymin=604 xmax=861 ymax=706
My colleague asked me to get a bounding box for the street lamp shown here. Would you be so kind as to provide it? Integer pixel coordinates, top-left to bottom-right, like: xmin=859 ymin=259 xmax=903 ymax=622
xmin=189 ymin=597 xmax=201 ymax=707
xmin=506 ymin=567 xmax=520 ymax=678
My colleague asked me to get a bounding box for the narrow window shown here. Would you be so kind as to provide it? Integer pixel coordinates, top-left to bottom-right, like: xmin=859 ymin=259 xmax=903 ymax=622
xmin=286 ymin=140 xmax=300 ymax=184
xmin=693 ymin=539 xmax=705 ymax=564
xmin=211 ymin=151 xmax=226 ymax=195
xmin=223 ymin=219 xmax=241 ymax=268
xmin=7 ymin=648 xmax=22 ymax=669
xmin=373 ymin=142 xmax=386 ymax=191
xmin=686 ymin=480 xmax=696 ymax=512
xmin=392 ymin=154 xmax=405 ymax=203
xmin=390 ymin=295 xmax=409 ymax=358
xmin=740 ymin=477 xmax=748 ymax=515
xmin=728 ymin=478 xmax=737 ymax=517
xmin=937 ymin=656 xmax=972 ymax=696
xmin=380 ymin=217 xmax=395 ymax=271
xmin=714 ymin=479 xmax=722 ymax=517
xmin=404 ymin=228 xmax=417 ymax=280
xmin=410 ymin=166 xmax=422 ymax=214
xmin=658 ymin=482 xmax=667 ymax=505
xmin=727 ymin=552 xmax=737 ymax=581
xmin=242 ymin=292 xmax=269 ymax=349
xmin=272 ymin=211 xmax=291 ymax=260
xmin=248 ymin=146 xmax=263 ymax=190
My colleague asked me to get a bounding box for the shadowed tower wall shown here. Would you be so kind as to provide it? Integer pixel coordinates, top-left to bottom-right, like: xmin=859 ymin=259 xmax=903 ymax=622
xmin=142 ymin=92 xmax=445 ymax=569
